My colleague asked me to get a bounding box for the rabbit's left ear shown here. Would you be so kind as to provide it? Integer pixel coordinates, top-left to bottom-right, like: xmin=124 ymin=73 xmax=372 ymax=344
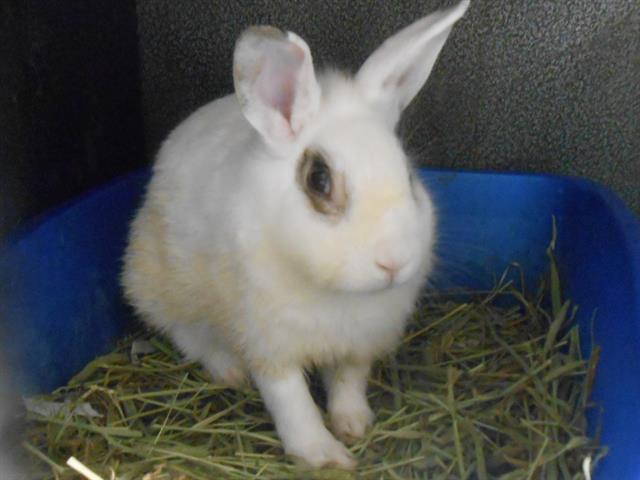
xmin=356 ymin=0 xmax=469 ymax=125
xmin=234 ymin=27 xmax=321 ymax=144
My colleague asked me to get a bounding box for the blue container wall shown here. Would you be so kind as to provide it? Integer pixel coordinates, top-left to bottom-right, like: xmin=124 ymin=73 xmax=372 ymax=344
xmin=425 ymin=170 xmax=640 ymax=479
xmin=0 ymin=173 xmax=149 ymax=394
xmin=1 ymin=169 xmax=639 ymax=478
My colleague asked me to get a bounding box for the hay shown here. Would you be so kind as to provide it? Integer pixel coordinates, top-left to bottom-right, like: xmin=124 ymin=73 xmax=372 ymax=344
xmin=23 ymin=240 xmax=606 ymax=479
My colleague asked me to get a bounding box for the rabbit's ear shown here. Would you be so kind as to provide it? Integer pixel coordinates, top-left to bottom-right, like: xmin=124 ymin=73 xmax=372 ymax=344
xmin=356 ymin=0 xmax=469 ymax=125
xmin=234 ymin=27 xmax=320 ymax=144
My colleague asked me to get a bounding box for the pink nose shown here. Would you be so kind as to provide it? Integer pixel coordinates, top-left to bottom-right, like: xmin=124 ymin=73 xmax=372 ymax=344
xmin=375 ymin=258 xmax=406 ymax=283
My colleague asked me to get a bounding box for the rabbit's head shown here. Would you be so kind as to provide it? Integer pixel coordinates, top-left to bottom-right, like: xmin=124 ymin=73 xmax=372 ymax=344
xmin=232 ymin=1 xmax=469 ymax=293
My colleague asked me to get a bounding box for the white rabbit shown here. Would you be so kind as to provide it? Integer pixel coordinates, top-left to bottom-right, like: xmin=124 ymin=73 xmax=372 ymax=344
xmin=123 ymin=0 xmax=469 ymax=469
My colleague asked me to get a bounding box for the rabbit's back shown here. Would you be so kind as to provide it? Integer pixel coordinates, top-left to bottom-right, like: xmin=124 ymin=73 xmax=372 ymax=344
xmin=122 ymin=94 xmax=250 ymax=334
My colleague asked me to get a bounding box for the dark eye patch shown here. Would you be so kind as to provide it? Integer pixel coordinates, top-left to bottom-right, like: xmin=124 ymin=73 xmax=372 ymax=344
xmin=297 ymin=149 xmax=348 ymax=218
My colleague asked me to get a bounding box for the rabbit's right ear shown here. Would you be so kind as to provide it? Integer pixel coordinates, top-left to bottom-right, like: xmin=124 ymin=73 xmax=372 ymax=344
xmin=233 ymin=27 xmax=321 ymax=145
xmin=356 ymin=0 xmax=469 ymax=126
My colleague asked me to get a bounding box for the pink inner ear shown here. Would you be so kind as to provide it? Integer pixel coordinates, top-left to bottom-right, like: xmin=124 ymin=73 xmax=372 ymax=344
xmin=257 ymin=70 xmax=295 ymax=123
xmin=256 ymin=43 xmax=305 ymax=125
xmin=383 ymin=68 xmax=411 ymax=89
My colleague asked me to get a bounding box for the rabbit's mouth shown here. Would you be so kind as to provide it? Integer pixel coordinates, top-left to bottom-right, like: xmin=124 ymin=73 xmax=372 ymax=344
xmin=330 ymin=261 xmax=423 ymax=294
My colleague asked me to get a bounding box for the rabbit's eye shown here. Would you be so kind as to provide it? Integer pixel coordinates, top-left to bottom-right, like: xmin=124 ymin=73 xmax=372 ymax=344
xmin=297 ymin=149 xmax=348 ymax=218
xmin=308 ymin=160 xmax=332 ymax=197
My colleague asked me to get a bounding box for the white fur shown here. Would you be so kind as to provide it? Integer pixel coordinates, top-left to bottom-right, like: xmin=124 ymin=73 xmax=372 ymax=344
xmin=254 ymin=368 xmax=356 ymax=468
xmin=323 ymin=362 xmax=374 ymax=442
xmin=123 ymin=1 xmax=468 ymax=469
xmin=357 ymin=0 xmax=470 ymax=123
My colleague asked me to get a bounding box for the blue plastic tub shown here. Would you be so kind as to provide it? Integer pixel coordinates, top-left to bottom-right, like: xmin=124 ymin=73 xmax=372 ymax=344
xmin=1 ymin=169 xmax=639 ymax=478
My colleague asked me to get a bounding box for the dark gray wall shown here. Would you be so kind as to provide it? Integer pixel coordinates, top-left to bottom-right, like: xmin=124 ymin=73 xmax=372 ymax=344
xmin=1 ymin=2 xmax=30 ymax=238
xmin=137 ymin=0 xmax=640 ymax=215
xmin=0 ymin=0 xmax=144 ymax=238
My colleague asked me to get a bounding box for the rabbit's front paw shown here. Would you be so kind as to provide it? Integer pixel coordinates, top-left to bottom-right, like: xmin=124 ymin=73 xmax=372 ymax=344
xmin=286 ymin=430 xmax=356 ymax=469
xmin=203 ymin=351 xmax=247 ymax=388
xmin=330 ymin=401 xmax=374 ymax=443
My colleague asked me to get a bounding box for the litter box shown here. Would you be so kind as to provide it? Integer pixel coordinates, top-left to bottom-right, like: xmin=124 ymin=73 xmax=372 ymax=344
xmin=0 ymin=169 xmax=639 ymax=479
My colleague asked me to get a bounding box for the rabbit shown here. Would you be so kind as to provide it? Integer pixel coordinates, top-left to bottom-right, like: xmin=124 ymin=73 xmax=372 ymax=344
xmin=122 ymin=0 xmax=469 ymax=469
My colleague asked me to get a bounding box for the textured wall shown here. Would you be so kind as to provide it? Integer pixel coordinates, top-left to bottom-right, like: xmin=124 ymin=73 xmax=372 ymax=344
xmin=0 ymin=2 xmax=30 ymax=238
xmin=137 ymin=0 xmax=640 ymax=215
xmin=0 ymin=0 xmax=144 ymax=237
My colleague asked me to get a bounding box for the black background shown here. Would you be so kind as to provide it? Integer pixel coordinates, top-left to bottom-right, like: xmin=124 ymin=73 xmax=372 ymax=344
xmin=0 ymin=0 xmax=143 ymax=237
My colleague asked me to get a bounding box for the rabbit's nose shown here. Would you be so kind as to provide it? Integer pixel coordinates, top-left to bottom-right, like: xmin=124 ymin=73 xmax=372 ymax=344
xmin=375 ymin=260 xmax=400 ymax=282
xmin=375 ymin=255 xmax=409 ymax=283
